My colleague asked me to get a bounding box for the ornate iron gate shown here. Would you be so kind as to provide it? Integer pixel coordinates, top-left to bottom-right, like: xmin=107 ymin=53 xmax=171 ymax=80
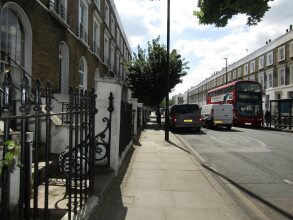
xmin=0 ymin=53 xmax=97 ymax=220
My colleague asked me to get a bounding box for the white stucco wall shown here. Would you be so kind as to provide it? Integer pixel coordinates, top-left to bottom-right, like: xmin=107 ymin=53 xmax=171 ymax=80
xmin=95 ymin=78 xmax=122 ymax=174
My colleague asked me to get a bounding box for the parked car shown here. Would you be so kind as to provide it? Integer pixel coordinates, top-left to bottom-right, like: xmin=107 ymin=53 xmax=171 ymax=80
xmin=201 ymin=104 xmax=233 ymax=130
xmin=169 ymin=104 xmax=202 ymax=132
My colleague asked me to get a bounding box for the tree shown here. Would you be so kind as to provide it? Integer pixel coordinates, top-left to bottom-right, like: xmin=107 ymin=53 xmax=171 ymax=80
xmin=126 ymin=37 xmax=188 ymax=107
xmin=194 ymin=0 xmax=272 ymax=27
xmin=160 ymin=98 xmax=174 ymax=109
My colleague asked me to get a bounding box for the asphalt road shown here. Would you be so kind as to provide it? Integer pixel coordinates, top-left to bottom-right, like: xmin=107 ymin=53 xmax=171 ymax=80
xmin=175 ymin=126 xmax=293 ymax=220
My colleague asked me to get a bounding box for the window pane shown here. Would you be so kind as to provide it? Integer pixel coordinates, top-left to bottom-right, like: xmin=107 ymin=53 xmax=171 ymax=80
xmin=1 ymin=7 xmax=25 ymax=67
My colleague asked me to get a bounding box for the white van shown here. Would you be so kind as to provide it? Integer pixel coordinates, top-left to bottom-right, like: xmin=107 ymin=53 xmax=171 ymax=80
xmin=201 ymin=104 xmax=233 ymax=130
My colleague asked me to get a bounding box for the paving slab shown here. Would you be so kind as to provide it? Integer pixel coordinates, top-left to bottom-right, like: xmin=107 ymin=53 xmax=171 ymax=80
xmin=165 ymin=207 xmax=239 ymax=220
xmin=91 ymin=121 xmax=249 ymax=220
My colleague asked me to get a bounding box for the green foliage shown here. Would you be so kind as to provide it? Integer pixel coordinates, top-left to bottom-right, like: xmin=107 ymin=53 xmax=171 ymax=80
xmin=126 ymin=36 xmax=189 ymax=107
xmin=0 ymin=140 xmax=21 ymax=176
xmin=160 ymin=98 xmax=174 ymax=108
xmin=194 ymin=0 xmax=272 ymax=27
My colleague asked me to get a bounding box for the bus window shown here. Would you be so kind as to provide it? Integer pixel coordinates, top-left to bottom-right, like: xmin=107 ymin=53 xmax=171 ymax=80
xmin=236 ymin=82 xmax=260 ymax=92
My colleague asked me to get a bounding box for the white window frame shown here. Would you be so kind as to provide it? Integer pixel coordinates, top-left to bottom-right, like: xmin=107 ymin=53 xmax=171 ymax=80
xmin=290 ymin=63 xmax=293 ymax=84
xmin=244 ymin=64 xmax=248 ymax=75
xmin=232 ymin=70 xmax=236 ymax=80
xmin=110 ymin=44 xmax=115 ymax=70
xmin=258 ymin=72 xmax=265 ymax=89
xmin=250 ymin=74 xmax=255 ymax=81
xmin=237 ymin=67 xmax=242 ymax=78
xmin=79 ymin=57 xmax=87 ymax=89
xmin=117 ymin=28 xmax=120 ymax=48
xmin=278 ymin=66 xmax=286 ymax=86
xmin=111 ymin=15 xmax=115 ymax=37
xmin=105 ymin=1 xmax=109 ymax=27
xmin=278 ymin=45 xmax=285 ymax=62
xmin=116 ymin=53 xmax=120 ymax=76
xmin=104 ymin=32 xmax=110 ymax=64
xmin=250 ymin=60 xmax=255 ymax=73
xmin=78 ymin=0 xmax=88 ymax=43
xmin=290 ymin=41 xmax=293 ymax=58
xmin=266 ymin=70 xmax=274 ymax=88
xmin=120 ymin=58 xmax=123 ymax=80
xmin=93 ymin=14 xmax=101 ymax=55
xmin=258 ymin=56 xmax=264 ymax=70
xmin=267 ymin=51 xmax=273 ymax=66
xmin=120 ymin=37 xmax=124 ymax=54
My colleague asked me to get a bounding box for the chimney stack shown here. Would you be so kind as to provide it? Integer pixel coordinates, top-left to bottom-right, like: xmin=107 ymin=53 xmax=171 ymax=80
xmin=269 ymin=39 xmax=271 ymax=43
xmin=290 ymin=24 xmax=293 ymax=30
xmin=286 ymin=29 xmax=289 ymax=33
xmin=266 ymin=41 xmax=268 ymax=44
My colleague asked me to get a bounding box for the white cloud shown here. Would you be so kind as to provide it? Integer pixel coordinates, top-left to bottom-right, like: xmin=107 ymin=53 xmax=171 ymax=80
xmin=114 ymin=0 xmax=293 ymax=98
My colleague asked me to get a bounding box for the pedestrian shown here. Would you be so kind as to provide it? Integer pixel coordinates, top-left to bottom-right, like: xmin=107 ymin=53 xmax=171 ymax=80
xmin=264 ymin=109 xmax=271 ymax=127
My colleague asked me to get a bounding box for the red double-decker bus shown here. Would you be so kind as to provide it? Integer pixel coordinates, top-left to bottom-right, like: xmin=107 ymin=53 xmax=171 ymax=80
xmin=206 ymin=80 xmax=263 ymax=127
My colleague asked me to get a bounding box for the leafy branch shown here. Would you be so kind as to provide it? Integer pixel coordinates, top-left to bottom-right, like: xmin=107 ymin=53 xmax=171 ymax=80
xmin=0 ymin=140 xmax=21 ymax=176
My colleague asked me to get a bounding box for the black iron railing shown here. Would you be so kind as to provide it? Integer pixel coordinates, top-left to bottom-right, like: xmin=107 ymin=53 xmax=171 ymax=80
xmin=61 ymin=101 xmax=70 ymax=124
xmin=93 ymin=41 xmax=100 ymax=55
xmin=137 ymin=107 xmax=142 ymax=131
xmin=119 ymin=101 xmax=132 ymax=155
xmin=77 ymin=23 xmax=88 ymax=44
xmin=0 ymin=73 xmax=97 ymax=219
xmin=49 ymin=0 xmax=70 ymax=24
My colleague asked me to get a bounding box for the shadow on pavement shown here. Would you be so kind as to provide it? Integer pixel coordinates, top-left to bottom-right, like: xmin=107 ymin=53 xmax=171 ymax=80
xmin=166 ymin=140 xmax=191 ymax=155
xmin=91 ymin=148 xmax=135 ymax=220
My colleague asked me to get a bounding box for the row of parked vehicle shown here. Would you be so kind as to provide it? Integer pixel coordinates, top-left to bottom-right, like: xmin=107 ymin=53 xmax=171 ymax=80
xmin=169 ymin=103 xmax=234 ymax=132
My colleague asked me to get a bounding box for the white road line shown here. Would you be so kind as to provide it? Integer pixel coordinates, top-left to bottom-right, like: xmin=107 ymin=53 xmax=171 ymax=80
xmin=283 ymin=179 xmax=293 ymax=185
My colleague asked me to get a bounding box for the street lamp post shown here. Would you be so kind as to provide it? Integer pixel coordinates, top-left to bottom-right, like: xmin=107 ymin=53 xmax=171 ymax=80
xmin=165 ymin=0 xmax=170 ymax=141
xmin=224 ymin=57 xmax=228 ymax=84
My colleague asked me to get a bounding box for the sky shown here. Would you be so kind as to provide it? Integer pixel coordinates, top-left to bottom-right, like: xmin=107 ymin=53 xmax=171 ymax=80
xmin=114 ymin=0 xmax=293 ymax=97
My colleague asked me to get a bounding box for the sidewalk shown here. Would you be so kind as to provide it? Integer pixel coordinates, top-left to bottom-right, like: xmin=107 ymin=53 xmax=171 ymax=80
xmin=91 ymin=120 xmax=249 ymax=220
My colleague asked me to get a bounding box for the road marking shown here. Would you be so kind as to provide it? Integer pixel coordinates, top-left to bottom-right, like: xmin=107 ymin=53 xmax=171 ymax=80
xmin=174 ymin=133 xmax=271 ymax=220
xmin=211 ymin=135 xmax=267 ymax=148
xmin=283 ymin=179 xmax=293 ymax=185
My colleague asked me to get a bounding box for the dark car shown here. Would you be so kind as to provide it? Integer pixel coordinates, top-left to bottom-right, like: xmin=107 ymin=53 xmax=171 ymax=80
xmin=169 ymin=104 xmax=202 ymax=132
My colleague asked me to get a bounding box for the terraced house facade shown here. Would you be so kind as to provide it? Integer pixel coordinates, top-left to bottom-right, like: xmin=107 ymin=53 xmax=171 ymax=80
xmin=186 ymin=27 xmax=293 ymax=110
xmin=0 ymin=1 xmax=136 ymax=219
xmin=0 ymin=0 xmax=131 ymax=96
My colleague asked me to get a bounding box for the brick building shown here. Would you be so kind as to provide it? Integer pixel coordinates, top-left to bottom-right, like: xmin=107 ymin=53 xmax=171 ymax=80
xmin=0 ymin=0 xmax=131 ymax=97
